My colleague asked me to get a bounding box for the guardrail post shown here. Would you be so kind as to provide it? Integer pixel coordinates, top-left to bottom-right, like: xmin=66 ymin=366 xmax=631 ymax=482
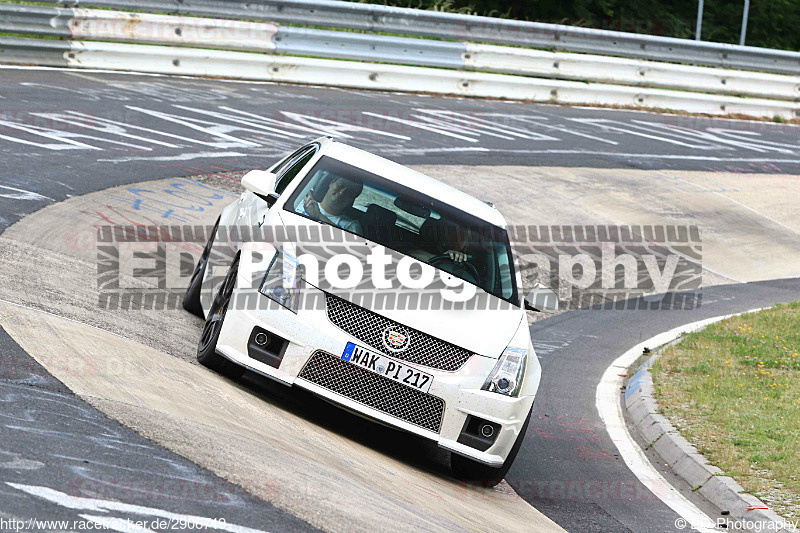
xmin=740 ymin=0 xmax=750 ymax=46
xmin=695 ymin=0 xmax=704 ymax=41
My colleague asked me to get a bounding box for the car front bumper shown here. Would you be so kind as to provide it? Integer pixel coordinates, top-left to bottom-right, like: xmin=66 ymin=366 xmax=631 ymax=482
xmin=215 ymin=287 xmax=534 ymax=466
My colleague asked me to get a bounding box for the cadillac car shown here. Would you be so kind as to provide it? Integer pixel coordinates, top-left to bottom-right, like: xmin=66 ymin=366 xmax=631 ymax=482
xmin=183 ymin=137 xmax=555 ymax=484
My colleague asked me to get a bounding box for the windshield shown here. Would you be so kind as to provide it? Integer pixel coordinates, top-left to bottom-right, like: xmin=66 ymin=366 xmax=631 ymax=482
xmin=284 ymin=156 xmax=519 ymax=305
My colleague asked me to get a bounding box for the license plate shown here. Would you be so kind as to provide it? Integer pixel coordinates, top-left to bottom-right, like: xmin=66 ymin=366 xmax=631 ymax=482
xmin=341 ymin=342 xmax=433 ymax=393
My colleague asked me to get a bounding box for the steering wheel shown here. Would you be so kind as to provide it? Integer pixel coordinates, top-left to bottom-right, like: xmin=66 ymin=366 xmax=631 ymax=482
xmin=428 ymin=254 xmax=480 ymax=281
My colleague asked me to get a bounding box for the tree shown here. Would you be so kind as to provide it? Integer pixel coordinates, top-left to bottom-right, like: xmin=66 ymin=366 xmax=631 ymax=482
xmin=354 ymin=0 xmax=800 ymax=51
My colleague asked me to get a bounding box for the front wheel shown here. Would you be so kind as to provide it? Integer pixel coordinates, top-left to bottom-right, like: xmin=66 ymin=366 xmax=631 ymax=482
xmin=196 ymin=255 xmax=245 ymax=379
xmin=450 ymin=410 xmax=531 ymax=487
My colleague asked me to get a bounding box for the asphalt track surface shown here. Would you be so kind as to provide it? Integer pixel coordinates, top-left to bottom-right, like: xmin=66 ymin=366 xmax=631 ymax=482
xmin=1 ymin=67 xmax=799 ymax=531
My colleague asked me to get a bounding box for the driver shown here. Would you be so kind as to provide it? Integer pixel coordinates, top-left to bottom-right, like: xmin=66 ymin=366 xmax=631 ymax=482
xmin=414 ymin=219 xmax=474 ymax=268
xmin=302 ymin=175 xmax=364 ymax=234
xmin=438 ymin=224 xmax=471 ymax=263
xmin=418 ymin=221 xmax=479 ymax=284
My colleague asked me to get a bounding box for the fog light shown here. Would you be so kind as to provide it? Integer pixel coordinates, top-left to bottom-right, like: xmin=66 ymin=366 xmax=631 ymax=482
xmin=254 ymin=332 xmax=270 ymax=346
xmin=457 ymin=416 xmax=501 ymax=451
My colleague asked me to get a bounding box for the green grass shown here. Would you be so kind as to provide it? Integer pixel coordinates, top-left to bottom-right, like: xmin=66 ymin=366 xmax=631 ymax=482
xmin=652 ymin=302 xmax=800 ymax=520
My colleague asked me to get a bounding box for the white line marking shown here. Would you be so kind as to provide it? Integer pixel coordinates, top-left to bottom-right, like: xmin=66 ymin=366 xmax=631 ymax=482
xmin=378 ymin=147 xmax=800 ymax=162
xmin=8 ymin=483 xmax=268 ymax=533
xmin=32 ymin=112 xmax=181 ymax=149
xmin=0 ymin=119 xmax=100 ymax=150
xmin=569 ymin=118 xmax=720 ymax=150
xmin=362 ymin=112 xmax=480 ymax=142
xmin=382 ymin=146 xmax=490 ymax=154
xmin=596 ymin=307 xmax=767 ymax=533
xmin=413 ymin=110 xmax=555 ymax=141
xmin=479 ymin=113 xmax=621 ymax=145
xmin=449 ymin=149 xmax=800 ymax=162
xmin=62 ymin=111 xmax=245 ymax=148
xmin=97 ymin=151 xmax=247 ymax=163
xmin=0 ymin=185 xmax=53 ymax=201
xmin=126 ymin=106 xmax=261 ymax=148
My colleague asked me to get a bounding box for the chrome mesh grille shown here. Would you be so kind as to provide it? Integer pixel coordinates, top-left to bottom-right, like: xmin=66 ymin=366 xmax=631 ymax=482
xmin=324 ymin=294 xmax=473 ymax=372
xmin=298 ymin=351 xmax=445 ymax=433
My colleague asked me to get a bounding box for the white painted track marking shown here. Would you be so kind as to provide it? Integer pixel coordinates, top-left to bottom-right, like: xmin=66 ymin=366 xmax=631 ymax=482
xmin=0 ymin=185 xmax=53 ymax=201
xmin=8 ymin=483 xmax=268 ymax=533
xmin=424 ymin=149 xmax=800 ymax=162
xmin=97 ymin=151 xmax=247 ymax=163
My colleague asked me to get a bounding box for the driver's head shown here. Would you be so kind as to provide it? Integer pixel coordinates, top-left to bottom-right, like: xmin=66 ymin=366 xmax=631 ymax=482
xmin=443 ymin=223 xmax=470 ymax=252
xmin=423 ymin=220 xmax=470 ymax=254
xmin=320 ymin=175 xmax=362 ymax=215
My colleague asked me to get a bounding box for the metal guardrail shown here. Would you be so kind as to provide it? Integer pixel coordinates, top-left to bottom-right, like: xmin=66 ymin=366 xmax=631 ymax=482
xmin=1 ymin=34 xmax=795 ymax=122
xmin=0 ymin=4 xmax=466 ymax=67
xmin=0 ymin=4 xmax=68 ymax=37
xmin=1 ymin=2 xmax=799 ymax=118
xmin=464 ymin=44 xmax=800 ymax=101
xmin=27 ymin=0 xmax=800 ymax=75
xmin=0 ymin=35 xmax=69 ymax=66
xmin=274 ymin=26 xmax=464 ymax=69
xmin=3 ymin=4 xmax=797 ymax=102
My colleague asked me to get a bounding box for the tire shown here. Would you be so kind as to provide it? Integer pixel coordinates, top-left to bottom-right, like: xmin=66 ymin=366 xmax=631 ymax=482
xmin=450 ymin=409 xmax=532 ymax=487
xmin=183 ymin=216 xmax=220 ymax=318
xmin=196 ymin=255 xmax=245 ymax=379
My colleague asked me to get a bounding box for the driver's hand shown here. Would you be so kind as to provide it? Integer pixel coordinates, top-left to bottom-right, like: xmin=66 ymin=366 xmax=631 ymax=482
xmin=303 ymin=193 xmax=321 ymax=219
xmin=446 ymin=250 xmax=468 ymax=263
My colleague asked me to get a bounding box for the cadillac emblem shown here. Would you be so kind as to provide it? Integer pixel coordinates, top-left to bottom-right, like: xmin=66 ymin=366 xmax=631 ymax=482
xmin=382 ymin=326 xmax=411 ymax=352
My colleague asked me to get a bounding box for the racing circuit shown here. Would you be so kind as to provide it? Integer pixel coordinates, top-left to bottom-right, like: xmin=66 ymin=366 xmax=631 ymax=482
xmin=1 ymin=66 xmax=800 ymax=532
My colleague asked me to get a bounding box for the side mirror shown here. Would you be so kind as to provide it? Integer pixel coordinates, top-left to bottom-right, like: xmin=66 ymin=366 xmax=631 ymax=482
xmin=242 ymin=170 xmax=280 ymax=207
xmin=524 ymin=282 xmax=559 ymax=313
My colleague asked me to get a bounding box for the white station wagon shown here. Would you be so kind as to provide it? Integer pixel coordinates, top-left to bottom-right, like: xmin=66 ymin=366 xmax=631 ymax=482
xmin=183 ymin=137 xmax=552 ymax=484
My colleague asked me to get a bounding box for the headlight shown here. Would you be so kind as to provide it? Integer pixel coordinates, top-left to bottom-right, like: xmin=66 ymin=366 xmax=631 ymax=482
xmin=259 ymin=249 xmax=300 ymax=313
xmin=482 ymin=346 xmax=527 ymax=397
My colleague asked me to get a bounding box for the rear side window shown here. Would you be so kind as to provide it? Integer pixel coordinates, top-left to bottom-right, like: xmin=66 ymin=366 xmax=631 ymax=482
xmin=275 ymin=146 xmax=317 ymax=195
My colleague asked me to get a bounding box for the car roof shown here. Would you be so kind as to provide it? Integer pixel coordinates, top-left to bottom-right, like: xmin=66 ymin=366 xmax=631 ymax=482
xmin=323 ymin=141 xmax=507 ymax=227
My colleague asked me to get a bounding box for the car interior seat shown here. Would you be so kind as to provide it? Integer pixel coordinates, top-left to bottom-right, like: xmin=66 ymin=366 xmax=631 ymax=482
xmin=363 ymin=204 xmax=398 ymax=244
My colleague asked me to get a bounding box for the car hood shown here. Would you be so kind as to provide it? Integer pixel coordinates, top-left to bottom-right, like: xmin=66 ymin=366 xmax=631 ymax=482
xmin=279 ymin=211 xmax=522 ymax=358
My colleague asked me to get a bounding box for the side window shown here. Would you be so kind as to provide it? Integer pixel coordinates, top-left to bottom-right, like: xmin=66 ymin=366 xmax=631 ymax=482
xmin=275 ymin=147 xmax=317 ymax=195
xmin=268 ymin=152 xmax=294 ymax=174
